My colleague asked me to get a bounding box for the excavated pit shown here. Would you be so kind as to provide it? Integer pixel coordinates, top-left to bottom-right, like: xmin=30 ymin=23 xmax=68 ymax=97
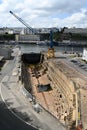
xmin=21 ymin=53 xmax=44 ymax=92
xmin=21 ymin=53 xmax=87 ymax=129
xmin=21 ymin=53 xmax=76 ymax=128
xmin=21 ymin=53 xmax=43 ymax=64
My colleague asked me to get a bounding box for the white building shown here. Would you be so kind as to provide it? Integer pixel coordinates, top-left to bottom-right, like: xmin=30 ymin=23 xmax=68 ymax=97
xmin=13 ymin=27 xmax=24 ymax=34
xmin=19 ymin=34 xmax=40 ymax=41
xmin=3 ymin=28 xmax=13 ymax=34
xmin=82 ymin=48 xmax=87 ymax=61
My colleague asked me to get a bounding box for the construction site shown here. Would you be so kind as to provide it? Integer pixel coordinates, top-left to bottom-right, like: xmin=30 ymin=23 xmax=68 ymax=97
xmin=0 ymin=11 xmax=86 ymax=130
xmin=21 ymin=51 xmax=87 ymax=130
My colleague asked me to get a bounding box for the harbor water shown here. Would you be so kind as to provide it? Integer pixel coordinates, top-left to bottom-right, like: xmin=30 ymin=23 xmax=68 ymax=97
xmin=20 ymin=44 xmax=84 ymax=53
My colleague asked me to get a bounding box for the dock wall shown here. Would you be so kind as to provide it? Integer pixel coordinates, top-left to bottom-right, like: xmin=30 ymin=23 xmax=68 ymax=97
xmin=44 ymin=60 xmax=77 ymax=129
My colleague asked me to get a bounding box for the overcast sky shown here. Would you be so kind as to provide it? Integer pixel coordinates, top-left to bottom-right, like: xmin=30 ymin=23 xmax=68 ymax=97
xmin=0 ymin=0 xmax=87 ymax=28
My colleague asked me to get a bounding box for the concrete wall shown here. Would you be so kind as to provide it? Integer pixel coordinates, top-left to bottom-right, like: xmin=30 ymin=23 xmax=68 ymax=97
xmin=21 ymin=53 xmax=42 ymax=64
xmin=18 ymin=34 xmax=40 ymax=41
xmin=44 ymin=60 xmax=76 ymax=127
xmin=0 ymin=47 xmax=11 ymax=60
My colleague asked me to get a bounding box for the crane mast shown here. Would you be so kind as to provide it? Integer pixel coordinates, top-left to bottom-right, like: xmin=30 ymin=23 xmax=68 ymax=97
xmin=10 ymin=11 xmax=34 ymax=34
xmin=47 ymin=30 xmax=55 ymax=58
xmin=10 ymin=10 xmax=55 ymax=58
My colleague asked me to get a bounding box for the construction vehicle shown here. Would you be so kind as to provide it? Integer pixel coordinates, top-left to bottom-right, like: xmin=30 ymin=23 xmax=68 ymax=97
xmin=10 ymin=11 xmax=55 ymax=58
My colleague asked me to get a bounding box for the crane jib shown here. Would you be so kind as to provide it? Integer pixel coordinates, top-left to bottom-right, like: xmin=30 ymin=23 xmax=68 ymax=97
xmin=9 ymin=10 xmax=34 ymax=34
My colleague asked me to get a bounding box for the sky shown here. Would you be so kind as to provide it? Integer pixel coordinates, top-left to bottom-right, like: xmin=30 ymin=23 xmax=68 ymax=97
xmin=0 ymin=0 xmax=87 ymax=28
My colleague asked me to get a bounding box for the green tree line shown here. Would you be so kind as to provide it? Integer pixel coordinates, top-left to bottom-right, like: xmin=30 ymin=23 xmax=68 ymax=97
xmin=0 ymin=34 xmax=15 ymax=41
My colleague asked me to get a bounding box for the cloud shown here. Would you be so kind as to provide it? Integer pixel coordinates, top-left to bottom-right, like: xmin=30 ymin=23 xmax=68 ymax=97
xmin=0 ymin=0 xmax=87 ymax=28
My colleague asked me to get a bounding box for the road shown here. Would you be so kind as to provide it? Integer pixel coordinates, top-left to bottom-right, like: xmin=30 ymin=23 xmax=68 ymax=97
xmin=0 ymin=48 xmax=37 ymax=130
xmin=0 ymin=95 xmax=37 ymax=130
xmin=0 ymin=47 xmax=66 ymax=130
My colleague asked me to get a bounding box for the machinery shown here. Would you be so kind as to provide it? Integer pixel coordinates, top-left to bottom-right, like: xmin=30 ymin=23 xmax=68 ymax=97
xmin=10 ymin=11 xmax=34 ymax=34
xmin=10 ymin=11 xmax=55 ymax=58
xmin=47 ymin=30 xmax=55 ymax=58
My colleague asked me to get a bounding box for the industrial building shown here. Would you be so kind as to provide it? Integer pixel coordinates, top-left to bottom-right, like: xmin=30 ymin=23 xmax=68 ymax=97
xmin=17 ymin=34 xmax=40 ymax=42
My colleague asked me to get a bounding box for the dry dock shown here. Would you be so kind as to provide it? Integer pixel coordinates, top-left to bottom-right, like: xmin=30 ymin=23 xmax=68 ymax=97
xmin=21 ymin=52 xmax=87 ymax=130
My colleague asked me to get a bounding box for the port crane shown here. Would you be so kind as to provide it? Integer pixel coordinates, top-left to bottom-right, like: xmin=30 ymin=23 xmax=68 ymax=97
xmin=10 ymin=11 xmax=34 ymax=34
xmin=10 ymin=11 xmax=55 ymax=58
xmin=47 ymin=30 xmax=55 ymax=58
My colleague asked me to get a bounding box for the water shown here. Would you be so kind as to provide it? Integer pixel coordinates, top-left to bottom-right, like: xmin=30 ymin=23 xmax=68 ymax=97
xmin=20 ymin=44 xmax=84 ymax=53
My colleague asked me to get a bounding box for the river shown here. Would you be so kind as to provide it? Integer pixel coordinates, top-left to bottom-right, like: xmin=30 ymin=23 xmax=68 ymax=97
xmin=20 ymin=44 xmax=84 ymax=53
